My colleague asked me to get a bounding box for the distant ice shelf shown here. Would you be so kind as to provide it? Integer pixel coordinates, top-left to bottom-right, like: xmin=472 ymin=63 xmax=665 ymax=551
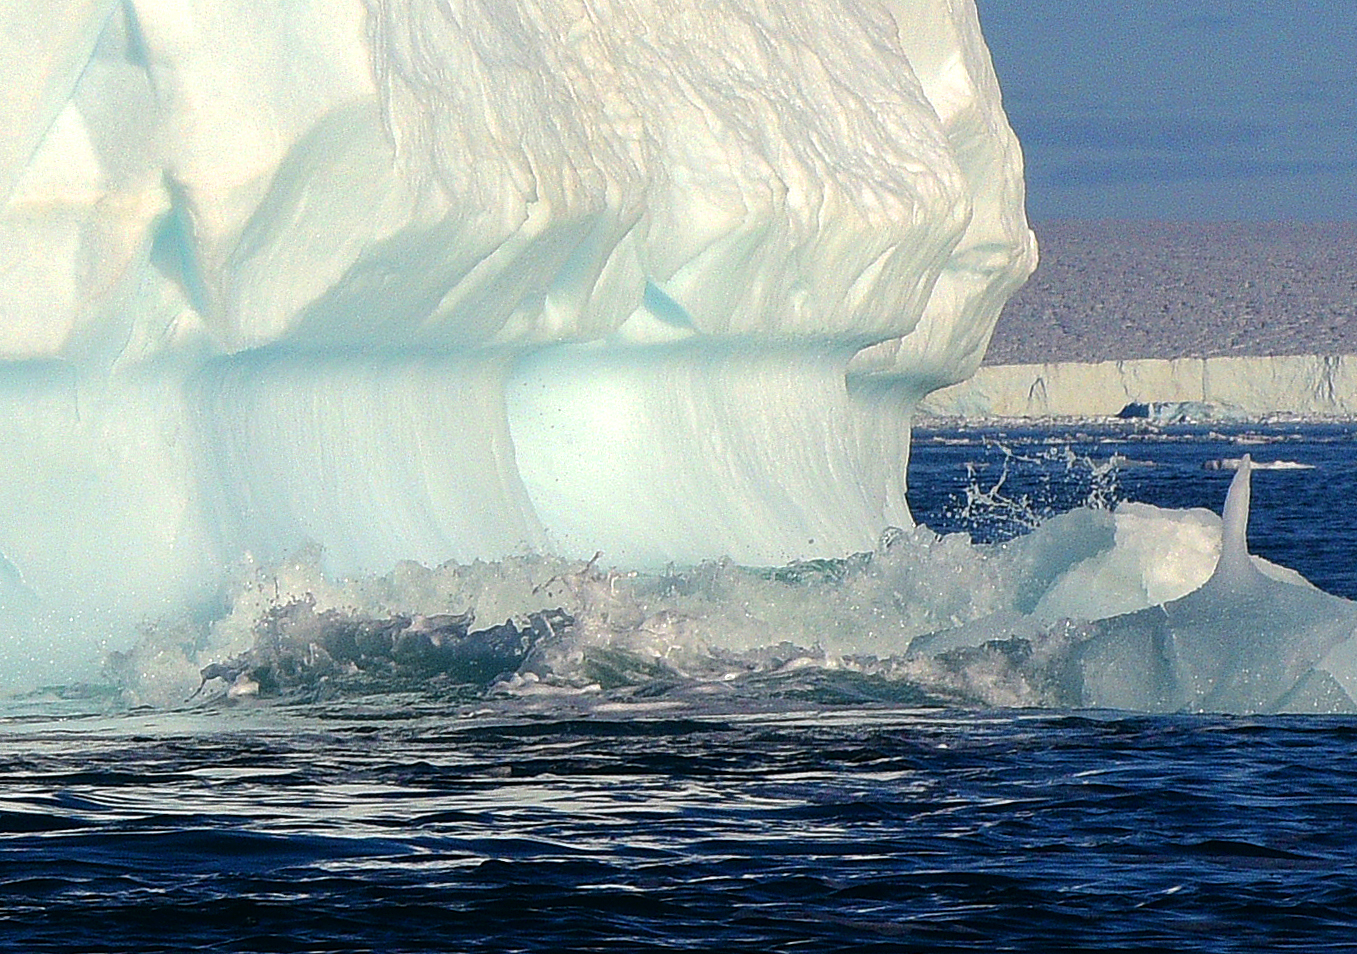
xmin=917 ymin=353 xmax=1357 ymax=420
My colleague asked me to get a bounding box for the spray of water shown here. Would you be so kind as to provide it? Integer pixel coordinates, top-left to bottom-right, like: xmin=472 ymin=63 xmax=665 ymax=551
xmin=949 ymin=440 xmax=1125 ymax=541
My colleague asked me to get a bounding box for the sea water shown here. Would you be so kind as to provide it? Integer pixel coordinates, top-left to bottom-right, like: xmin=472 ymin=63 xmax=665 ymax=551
xmin=3 ymin=423 xmax=1356 ymax=952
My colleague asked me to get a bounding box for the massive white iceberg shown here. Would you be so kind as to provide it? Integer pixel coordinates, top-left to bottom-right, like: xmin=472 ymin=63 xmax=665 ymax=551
xmin=0 ymin=1 xmax=1035 ymax=682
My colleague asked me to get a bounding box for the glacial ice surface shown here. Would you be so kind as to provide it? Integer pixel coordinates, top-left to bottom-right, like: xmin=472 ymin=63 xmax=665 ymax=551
xmin=0 ymin=0 xmax=1036 ymax=685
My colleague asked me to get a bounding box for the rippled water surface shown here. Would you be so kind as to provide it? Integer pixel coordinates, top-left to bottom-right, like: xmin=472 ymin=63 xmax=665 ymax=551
xmin=4 ymin=700 xmax=1357 ymax=952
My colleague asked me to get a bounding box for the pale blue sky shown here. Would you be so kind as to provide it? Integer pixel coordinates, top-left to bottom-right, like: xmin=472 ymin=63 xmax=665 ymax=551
xmin=976 ymin=1 xmax=1357 ymax=220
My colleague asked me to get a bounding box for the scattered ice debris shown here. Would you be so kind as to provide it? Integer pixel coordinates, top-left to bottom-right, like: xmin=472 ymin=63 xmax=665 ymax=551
xmin=1202 ymin=458 xmax=1314 ymax=471
xmin=1117 ymin=401 xmax=1250 ymax=424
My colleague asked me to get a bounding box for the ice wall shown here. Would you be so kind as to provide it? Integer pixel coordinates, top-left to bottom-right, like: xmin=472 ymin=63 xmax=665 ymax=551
xmin=919 ymin=354 xmax=1357 ymax=419
xmin=0 ymin=0 xmax=1034 ymax=683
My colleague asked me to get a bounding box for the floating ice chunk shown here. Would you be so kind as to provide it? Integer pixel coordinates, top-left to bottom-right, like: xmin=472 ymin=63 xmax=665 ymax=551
xmin=1202 ymin=458 xmax=1314 ymax=471
xmin=1073 ymin=457 xmax=1357 ymax=713
xmin=907 ymin=500 xmax=1225 ymax=660
xmin=1116 ymin=401 xmax=1250 ymax=423
xmin=906 ymin=457 xmax=1357 ymax=713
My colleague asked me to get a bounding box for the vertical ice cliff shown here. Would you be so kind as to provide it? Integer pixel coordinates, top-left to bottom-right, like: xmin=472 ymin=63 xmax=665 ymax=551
xmin=0 ymin=0 xmax=1034 ymax=681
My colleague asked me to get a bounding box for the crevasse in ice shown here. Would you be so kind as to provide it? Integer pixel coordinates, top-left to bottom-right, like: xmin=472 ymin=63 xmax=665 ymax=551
xmin=0 ymin=1 xmax=1034 ymax=681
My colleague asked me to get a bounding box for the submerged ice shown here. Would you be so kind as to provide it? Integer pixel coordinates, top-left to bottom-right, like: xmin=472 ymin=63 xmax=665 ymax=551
xmin=0 ymin=0 xmax=1034 ymax=683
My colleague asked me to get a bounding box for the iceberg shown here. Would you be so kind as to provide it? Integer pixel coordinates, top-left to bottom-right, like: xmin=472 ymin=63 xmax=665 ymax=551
xmin=1074 ymin=457 xmax=1357 ymax=712
xmin=0 ymin=1 xmax=1035 ymax=684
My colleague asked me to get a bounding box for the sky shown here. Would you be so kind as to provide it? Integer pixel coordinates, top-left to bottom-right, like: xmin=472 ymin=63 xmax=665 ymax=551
xmin=975 ymin=1 xmax=1357 ymax=220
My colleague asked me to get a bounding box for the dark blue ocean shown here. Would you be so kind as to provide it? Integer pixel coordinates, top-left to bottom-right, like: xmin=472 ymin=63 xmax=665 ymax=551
xmin=3 ymin=423 xmax=1357 ymax=952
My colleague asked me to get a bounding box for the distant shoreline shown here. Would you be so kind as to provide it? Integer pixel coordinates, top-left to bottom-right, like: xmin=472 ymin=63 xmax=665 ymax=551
xmin=943 ymin=221 xmax=1357 ymax=420
xmin=984 ymin=221 xmax=1357 ymax=366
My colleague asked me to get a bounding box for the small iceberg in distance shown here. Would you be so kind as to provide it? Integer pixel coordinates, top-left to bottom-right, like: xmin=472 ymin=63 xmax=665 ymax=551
xmin=1202 ymin=457 xmax=1314 ymax=471
xmin=1117 ymin=401 xmax=1251 ymax=424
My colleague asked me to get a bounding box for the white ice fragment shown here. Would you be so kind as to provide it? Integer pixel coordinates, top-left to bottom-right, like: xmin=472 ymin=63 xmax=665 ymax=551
xmin=903 ymin=459 xmax=1357 ymax=714
xmin=1075 ymin=457 xmax=1357 ymax=713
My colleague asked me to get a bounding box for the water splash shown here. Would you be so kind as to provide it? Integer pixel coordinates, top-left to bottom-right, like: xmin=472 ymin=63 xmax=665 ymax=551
xmin=948 ymin=439 xmax=1126 ymax=541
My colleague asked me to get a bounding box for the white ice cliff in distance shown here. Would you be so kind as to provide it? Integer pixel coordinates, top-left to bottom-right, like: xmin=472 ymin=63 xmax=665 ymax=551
xmin=0 ymin=0 xmax=1034 ymax=681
